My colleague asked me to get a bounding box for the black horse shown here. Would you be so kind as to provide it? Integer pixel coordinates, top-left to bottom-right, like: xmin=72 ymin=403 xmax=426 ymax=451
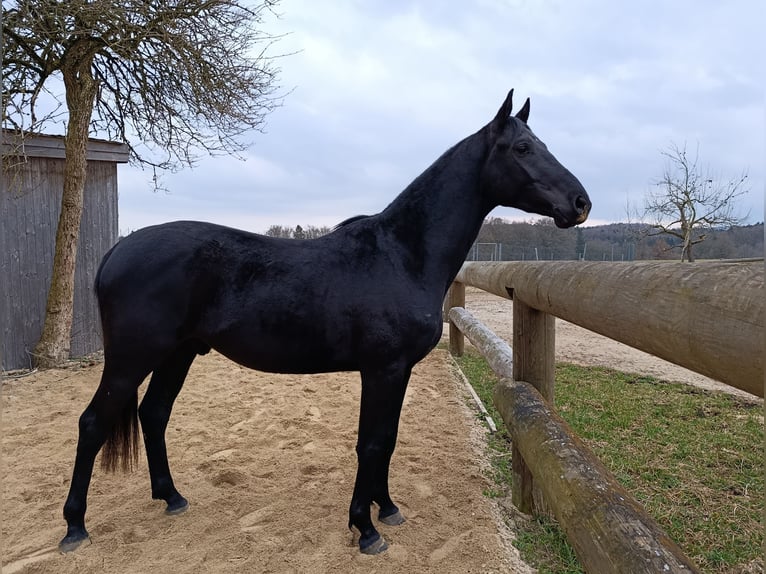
xmin=60 ymin=90 xmax=590 ymax=554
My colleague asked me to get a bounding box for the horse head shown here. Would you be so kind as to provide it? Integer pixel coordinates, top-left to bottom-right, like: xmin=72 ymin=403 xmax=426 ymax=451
xmin=480 ymin=89 xmax=591 ymax=228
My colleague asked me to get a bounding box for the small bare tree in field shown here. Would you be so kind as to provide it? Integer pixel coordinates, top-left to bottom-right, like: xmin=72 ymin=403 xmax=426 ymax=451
xmin=643 ymin=143 xmax=749 ymax=262
xmin=2 ymin=0 xmax=283 ymax=367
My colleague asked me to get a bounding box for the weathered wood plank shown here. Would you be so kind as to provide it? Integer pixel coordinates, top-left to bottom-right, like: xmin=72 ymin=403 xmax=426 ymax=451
xmin=448 ymin=306 xmax=513 ymax=380
xmin=511 ymin=297 xmax=555 ymax=514
xmin=446 ymin=282 xmax=466 ymax=356
xmin=494 ymin=378 xmax=701 ymax=574
xmin=449 ymin=307 xmax=700 ymax=571
xmin=512 ymin=297 xmax=555 ymax=401
xmin=456 ymin=261 xmax=764 ymax=397
xmin=2 ymin=132 xmax=129 ymax=163
xmin=1 ymin=150 xmax=118 ymax=370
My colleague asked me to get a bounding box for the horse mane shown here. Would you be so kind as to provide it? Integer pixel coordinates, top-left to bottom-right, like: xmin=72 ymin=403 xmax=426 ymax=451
xmin=334 ymin=214 xmax=370 ymax=231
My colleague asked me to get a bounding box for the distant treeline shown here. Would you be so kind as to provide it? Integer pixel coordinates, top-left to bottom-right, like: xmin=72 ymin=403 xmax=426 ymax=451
xmin=262 ymin=218 xmax=763 ymax=261
xmin=264 ymin=224 xmax=332 ymax=239
xmin=471 ymin=218 xmax=764 ymax=261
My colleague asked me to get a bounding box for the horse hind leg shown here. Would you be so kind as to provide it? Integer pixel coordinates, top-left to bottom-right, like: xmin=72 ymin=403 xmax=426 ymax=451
xmin=138 ymin=341 xmax=199 ymax=515
xmin=60 ymin=361 xmax=151 ymax=552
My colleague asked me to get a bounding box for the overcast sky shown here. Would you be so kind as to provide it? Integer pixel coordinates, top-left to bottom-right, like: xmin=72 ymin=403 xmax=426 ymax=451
xmin=118 ymin=0 xmax=764 ymax=235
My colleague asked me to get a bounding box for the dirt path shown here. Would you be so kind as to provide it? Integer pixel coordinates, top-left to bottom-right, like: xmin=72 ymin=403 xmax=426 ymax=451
xmin=2 ymin=349 xmax=528 ymax=574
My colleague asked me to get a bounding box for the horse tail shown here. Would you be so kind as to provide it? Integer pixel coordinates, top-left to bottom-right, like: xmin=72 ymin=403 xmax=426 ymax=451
xmin=100 ymin=390 xmax=140 ymax=473
xmin=95 ymin=238 xmax=138 ymax=473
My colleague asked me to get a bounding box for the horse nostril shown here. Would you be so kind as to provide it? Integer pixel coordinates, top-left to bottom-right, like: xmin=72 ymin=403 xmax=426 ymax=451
xmin=574 ymin=195 xmax=590 ymax=214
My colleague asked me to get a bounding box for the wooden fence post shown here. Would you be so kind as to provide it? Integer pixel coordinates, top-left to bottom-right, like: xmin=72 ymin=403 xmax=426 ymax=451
xmin=494 ymin=378 xmax=701 ymax=573
xmin=446 ymin=282 xmax=465 ymax=356
xmin=450 ymin=306 xmax=700 ymax=572
xmin=511 ymin=293 xmax=555 ymax=514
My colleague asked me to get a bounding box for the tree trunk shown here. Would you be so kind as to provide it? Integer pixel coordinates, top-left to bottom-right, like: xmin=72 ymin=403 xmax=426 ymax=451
xmin=681 ymin=239 xmax=695 ymax=262
xmin=680 ymin=221 xmax=694 ymax=262
xmin=33 ymin=45 xmax=98 ymax=367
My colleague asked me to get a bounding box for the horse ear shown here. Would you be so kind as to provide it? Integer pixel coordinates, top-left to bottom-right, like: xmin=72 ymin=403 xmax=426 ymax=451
xmin=490 ymin=89 xmax=514 ymax=136
xmin=515 ymin=97 xmax=530 ymax=123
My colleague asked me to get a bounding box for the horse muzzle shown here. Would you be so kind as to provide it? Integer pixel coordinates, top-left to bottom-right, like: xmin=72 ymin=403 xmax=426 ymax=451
xmin=553 ymin=194 xmax=590 ymax=228
xmin=575 ymin=196 xmax=591 ymax=225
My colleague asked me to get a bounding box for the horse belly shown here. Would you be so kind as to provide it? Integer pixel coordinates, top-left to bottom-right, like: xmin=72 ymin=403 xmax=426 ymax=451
xmin=198 ymin=286 xmax=443 ymax=376
xmin=206 ymin=327 xmax=357 ymax=375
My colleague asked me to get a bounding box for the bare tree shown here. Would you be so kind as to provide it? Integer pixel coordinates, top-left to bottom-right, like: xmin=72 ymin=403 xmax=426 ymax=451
xmin=2 ymin=0 xmax=282 ymax=367
xmin=302 ymin=225 xmax=332 ymax=239
xmin=643 ymin=142 xmax=749 ymax=262
xmin=264 ymin=224 xmax=332 ymax=239
xmin=264 ymin=224 xmax=293 ymax=238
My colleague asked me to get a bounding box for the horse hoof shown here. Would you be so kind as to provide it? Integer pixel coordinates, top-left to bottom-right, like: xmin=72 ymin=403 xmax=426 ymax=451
xmin=379 ymin=509 xmax=406 ymax=526
xmin=165 ymin=498 xmax=189 ymax=516
xmin=58 ymin=531 xmax=90 ymax=553
xmin=360 ymin=534 xmax=388 ymax=555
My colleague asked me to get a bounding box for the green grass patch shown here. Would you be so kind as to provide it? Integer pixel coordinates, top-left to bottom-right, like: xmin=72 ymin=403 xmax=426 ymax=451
xmin=453 ymin=347 xmax=514 ymax=493
xmin=454 ymin=349 xmax=763 ymax=574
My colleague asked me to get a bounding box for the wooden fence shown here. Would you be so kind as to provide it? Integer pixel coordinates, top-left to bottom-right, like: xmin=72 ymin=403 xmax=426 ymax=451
xmin=445 ymin=260 xmax=763 ymax=574
xmin=1 ymin=133 xmax=129 ymax=370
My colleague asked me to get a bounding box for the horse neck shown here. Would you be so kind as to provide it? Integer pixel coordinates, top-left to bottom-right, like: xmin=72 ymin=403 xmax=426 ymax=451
xmin=379 ymin=129 xmax=494 ymax=292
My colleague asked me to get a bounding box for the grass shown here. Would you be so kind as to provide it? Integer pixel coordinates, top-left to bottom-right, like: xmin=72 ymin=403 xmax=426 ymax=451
xmin=453 ymin=349 xmax=764 ymax=574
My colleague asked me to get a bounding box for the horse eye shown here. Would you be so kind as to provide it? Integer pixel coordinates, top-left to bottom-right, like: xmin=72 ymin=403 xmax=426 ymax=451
xmin=514 ymin=142 xmax=531 ymax=155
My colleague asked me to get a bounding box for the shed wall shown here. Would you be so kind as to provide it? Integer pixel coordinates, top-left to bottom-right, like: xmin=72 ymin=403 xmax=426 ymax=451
xmin=1 ymin=152 xmax=119 ymax=370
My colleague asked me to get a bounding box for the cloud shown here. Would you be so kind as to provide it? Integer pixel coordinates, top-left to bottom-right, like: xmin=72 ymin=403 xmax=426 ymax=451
xmin=118 ymin=0 xmax=764 ymax=233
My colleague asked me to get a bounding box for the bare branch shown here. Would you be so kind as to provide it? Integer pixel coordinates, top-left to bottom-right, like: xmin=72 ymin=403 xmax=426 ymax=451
xmin=3 ymin=0 xmax=286 ymax=362
xmin=641 ymin=142 xmax=750 ymax=261
xmin=3 ymin=0 xmax=283 ymax=169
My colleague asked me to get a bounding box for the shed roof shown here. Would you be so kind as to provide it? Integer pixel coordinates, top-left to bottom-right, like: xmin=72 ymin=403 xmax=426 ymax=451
xmin=1 ymin=131 xmax=130 ymax=163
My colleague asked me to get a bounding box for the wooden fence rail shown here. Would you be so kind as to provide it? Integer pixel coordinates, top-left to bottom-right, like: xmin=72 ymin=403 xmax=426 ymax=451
xmin=454 ymin=260 xmax=763 ymax=397
xmin=449 ymin=307 xmax=700 ymax=574
xmin=445 ymin=260 xmax=764 ymax=572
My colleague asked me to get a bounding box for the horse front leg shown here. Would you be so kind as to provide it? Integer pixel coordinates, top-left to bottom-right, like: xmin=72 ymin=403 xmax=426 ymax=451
xmin=349 ymin=364 xmax=412 ymax=554
xmin=373 ymin=452 xmax=407 ymax=526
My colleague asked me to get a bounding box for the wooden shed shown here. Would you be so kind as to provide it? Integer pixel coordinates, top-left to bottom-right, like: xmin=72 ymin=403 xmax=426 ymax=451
xmin=1 ymin=132 xmax=129 ymax=371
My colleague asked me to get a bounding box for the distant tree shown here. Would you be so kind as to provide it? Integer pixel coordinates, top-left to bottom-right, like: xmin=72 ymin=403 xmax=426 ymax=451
xmin=478 ymin=217 xmax=505 ymax=242
xmin=302 ymin=225 xmax=332 ymax=239
xmin=2 ymin=0 xmax=282 ymax=366
xmin=264 ymin=224 xmax=331 ymax=239
xmin=264 ymin=225 xmax=292 ymax=238
xmin=641 ymin=143 xmax=749 ymax=262
xmin=475 ymin=218 xmax=761 ymax=262
xmin=650 ymin=237 xmax=675 ymax=260
xmin=575 ymin=227 xmax=585 ymax=260
xmin=697 ymin=233 xmax=736 ymax=259
xmin=534 ymin=218 xmax=556 ymax=257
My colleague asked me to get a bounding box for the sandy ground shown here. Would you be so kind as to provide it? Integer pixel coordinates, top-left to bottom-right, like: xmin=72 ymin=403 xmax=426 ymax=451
xmin=3 ymin=289 xmax=759 ymax=574
xmin=1 ymin=348 xmax=528 ymax=574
